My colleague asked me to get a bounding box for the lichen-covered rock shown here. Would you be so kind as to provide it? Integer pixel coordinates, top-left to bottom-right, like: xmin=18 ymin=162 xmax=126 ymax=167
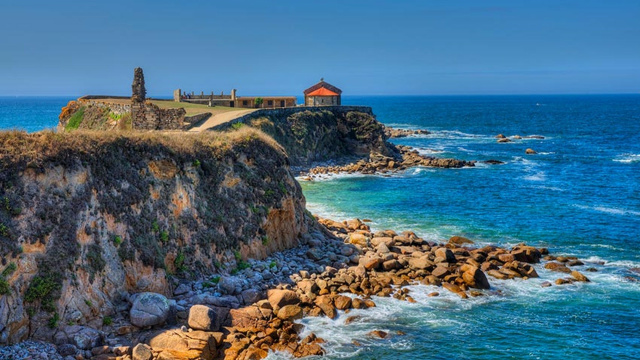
xmin=130 ymin=292 xmax=170 ymax=328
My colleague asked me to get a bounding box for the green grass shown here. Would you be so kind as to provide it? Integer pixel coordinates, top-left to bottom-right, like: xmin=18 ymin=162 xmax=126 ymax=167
xmin=65 ymin=106 xmax=86 ymax=131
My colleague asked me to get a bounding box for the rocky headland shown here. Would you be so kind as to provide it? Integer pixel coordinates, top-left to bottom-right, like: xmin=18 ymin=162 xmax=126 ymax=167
xmin=0 ymin=104 xmax=592 ymax=360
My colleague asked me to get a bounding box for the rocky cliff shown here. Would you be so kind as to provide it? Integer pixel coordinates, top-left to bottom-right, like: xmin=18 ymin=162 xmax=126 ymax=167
xmin=212 ymin=106 xmax=394 ymax=167
xmin=0 ymin=129 xmax=312 ymax=345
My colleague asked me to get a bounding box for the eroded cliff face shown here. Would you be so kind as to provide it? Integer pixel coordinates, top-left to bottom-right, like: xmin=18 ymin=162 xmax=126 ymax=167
xmin=0 ymin=129 xmax=311 ymax=344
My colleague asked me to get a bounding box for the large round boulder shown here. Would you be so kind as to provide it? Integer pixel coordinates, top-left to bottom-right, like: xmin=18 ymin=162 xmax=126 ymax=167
xmin=130 ymin=292 xmax=170 ymax=328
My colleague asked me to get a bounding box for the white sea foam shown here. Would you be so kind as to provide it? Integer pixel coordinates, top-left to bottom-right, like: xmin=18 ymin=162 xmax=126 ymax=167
xmin=613 ymin=153 xmax=640 ymax=163
xmin=522 ymin=171 xmax=546 ymax=182
xmin=414 ymin=147 xmax=445 ymax=155
xmin=573 ymin=204 xmax=640 ymax=217
xmin=425 ymin=129 xmax=489 ymax=140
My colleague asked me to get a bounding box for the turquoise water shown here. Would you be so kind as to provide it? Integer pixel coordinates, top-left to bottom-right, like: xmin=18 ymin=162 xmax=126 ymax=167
xmin=1 ymin=95 xmax=639 ymax=359
xmin=297 ymin=95 xmax=640 ymax=360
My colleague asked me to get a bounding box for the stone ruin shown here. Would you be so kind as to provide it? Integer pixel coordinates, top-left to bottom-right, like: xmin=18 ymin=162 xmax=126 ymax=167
xmin=130 ymin=67 xmax=185 ymax=130
xmin=131 ymin=67 xmax=146 ymax=103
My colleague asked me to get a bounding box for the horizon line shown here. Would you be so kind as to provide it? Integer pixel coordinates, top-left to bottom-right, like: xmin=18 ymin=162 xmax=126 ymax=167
xmin=1 ymin=92 xmax=639 ymax=98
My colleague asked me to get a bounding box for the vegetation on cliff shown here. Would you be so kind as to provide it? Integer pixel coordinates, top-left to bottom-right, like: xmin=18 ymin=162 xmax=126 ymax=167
xmin=0 ymin=128 xmax=311 ymax=343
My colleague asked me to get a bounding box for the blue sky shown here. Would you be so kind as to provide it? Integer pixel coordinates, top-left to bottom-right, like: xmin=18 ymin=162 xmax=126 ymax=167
xmin=1 ymin=0 xmax=639 ymax=96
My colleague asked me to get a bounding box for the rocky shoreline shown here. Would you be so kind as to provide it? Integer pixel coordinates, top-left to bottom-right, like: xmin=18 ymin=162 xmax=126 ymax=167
xmin=301 ymin=145 xmax=475 ymax=179
xmin=1 ymin=215 xmax=596 ymax=360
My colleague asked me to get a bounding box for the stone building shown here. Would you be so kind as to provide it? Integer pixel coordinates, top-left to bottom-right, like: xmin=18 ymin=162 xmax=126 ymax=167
xmin=303 ymin=79 xmax=342 ymax=106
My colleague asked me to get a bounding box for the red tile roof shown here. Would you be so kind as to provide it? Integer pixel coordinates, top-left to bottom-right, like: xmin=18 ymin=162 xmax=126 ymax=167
xmin=303 ymin=80 xmax=342 ymax=95
xmin=306 ymin=87 xmax=339 ymax=96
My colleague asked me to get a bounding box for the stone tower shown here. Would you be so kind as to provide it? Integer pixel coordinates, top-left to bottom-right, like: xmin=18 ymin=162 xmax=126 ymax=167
xmin=131 ymin=67 xmax=146 ymax=103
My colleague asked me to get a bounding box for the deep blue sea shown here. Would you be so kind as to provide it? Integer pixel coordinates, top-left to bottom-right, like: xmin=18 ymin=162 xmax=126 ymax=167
xmin=1 ymin=95 xmax=639 ymax=359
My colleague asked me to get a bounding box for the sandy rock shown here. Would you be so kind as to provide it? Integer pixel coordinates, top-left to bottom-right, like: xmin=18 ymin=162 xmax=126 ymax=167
xmin=132 ymin=343 xmax=153 ymax=360
xmin=188 ymin=305 xmax=220 ymax=331
xmin=148 ymin=329 xmax=217 ymax=360
xmin=449 ymin=236 xmax=474 ymax=245
xmin=434 ymin=248 xmax=456 ymax=263
xmin=525 ymin=148 xmax=537 ymax=155
xmin=462 ymin=267 xmax=491 ymax=289
xmin=277 ymin=305 xmax=303 ymax=321
xmin=571 ymin=271 xmax=590 ymax=282
xmin=367 ymin=330 xmax=388 ymax=339
xmin=130 ymin=292 xmax=170 ymax=328
xmin=333 ymin=295 xmax=352 ymax=310
xmin=314 ymin=296 xmax=337 ymax=319
xmin=545 ymin=262 xmax=571 ymax=273
xmin=349 ymin=233 xmax=368 ymax=246
xmin=267 ymin=289 xmax=299 ymax=310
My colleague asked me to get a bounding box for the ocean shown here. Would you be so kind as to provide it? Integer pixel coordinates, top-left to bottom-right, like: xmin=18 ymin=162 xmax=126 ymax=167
xmin=1 ymin=95 xmax=639 ymax=359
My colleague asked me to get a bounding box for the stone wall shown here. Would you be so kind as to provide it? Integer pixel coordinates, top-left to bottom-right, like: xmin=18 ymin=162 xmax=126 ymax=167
xmin=132 ymin=103 xmax=186 ymax=131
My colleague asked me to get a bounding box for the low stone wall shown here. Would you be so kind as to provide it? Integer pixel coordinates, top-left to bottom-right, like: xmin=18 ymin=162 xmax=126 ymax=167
xmin=132 ymin=103 xmax=186 ymax=130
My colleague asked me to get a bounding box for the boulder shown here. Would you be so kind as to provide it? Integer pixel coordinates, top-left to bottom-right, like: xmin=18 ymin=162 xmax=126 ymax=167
xmin=408 ymin=257 xmax=433 ymax=270
xmin=525 ymin=148 xmax=537 ymax=155
xmin=130 ymin=292 xmax=170 ymax=328
xmin=267 ymin=289 xmax=299 ymax=310
xmin=432 ymin=266 xmax=450 ymax=278
xmin=544 ymin=262 xmax=571 ymax=273
xmin=497 ymin=138 xmax=511 ymax=143
xmin=315 ymin=296 xmax=336 ymax=319
xmin=368 ymin=330 xmax=388 ymax=339
xmin=487 ymin=270 xmax=508 ymax=280
xmin=434 ymin=248 xmax=456 ymax=263
xmin=449 ymin=236 xmax=473 ymax=245
xmin=277 ymin=305 xmax=303 ymax=321
xmin=228 ymin=306 xmax=268 ymax=329
xmin=54 ymin=325 xmax=103 ymax=350
xmin=148 ymin=329 xmax=217 ymax=360
xmin=571 ymin=271 xmax=590 ymax=282
xmin=334 ymin=295 xmax=352 ymax=310
xmin=462 ymin=267 xmax=491 ymax=289
xmin=371 ymin=237 xmax=394 ymax=248
xmin=188 ymin=305 xmax=219 ymax=331
xmin=132 ymin=343 xmax=153 ymax=360
xmin=349 ymin=233 xmax=368 ymax=246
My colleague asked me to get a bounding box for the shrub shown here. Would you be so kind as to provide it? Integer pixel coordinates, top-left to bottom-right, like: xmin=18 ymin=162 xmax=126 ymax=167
xmin=237 ymin=260 xmax=250 ymax=271
xmin=254 ymin=97 xmax=264 ymax=107
xmin=174 ymin=251 xmax=186 ymax=272
xmin=192 ymin=159 xmax=201 ymax=167
xmin=211 ymin=275 xmax=221 ymax=284
xmin=102 ymin=316 xmax=113 ymax=326
xmin=0 ymin=277 xmax=10 ymax=295
xmin=113 ymin=235 xmax=122 ymax=246
xmin=160 ymin=231 xmax=169 ymax=243
xmin=0 ymin=224 xmax=9 ymax=237
xmin=48 ymin=313 xmax=59 ymax=329
xmin=269 ymin=260 xmax=277 ymax=269
xmin=231 ymin=122 xmax=244 ymax=130
xmin=24 ymin=274 xmax=61 ymax=313
xmin=2 ymin=262 xmax=17 ymax=277
xmin=261 ymin=236 xmax=270 ymax=245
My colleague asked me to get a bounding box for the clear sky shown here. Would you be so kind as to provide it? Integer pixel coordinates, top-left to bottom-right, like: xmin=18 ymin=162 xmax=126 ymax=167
xmin=1 ymin=0 xmax=639 ymax=96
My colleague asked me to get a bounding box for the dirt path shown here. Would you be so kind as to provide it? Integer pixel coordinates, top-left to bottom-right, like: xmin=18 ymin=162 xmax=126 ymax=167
xmin=187 ymin=109 xmax=257 ymax=132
